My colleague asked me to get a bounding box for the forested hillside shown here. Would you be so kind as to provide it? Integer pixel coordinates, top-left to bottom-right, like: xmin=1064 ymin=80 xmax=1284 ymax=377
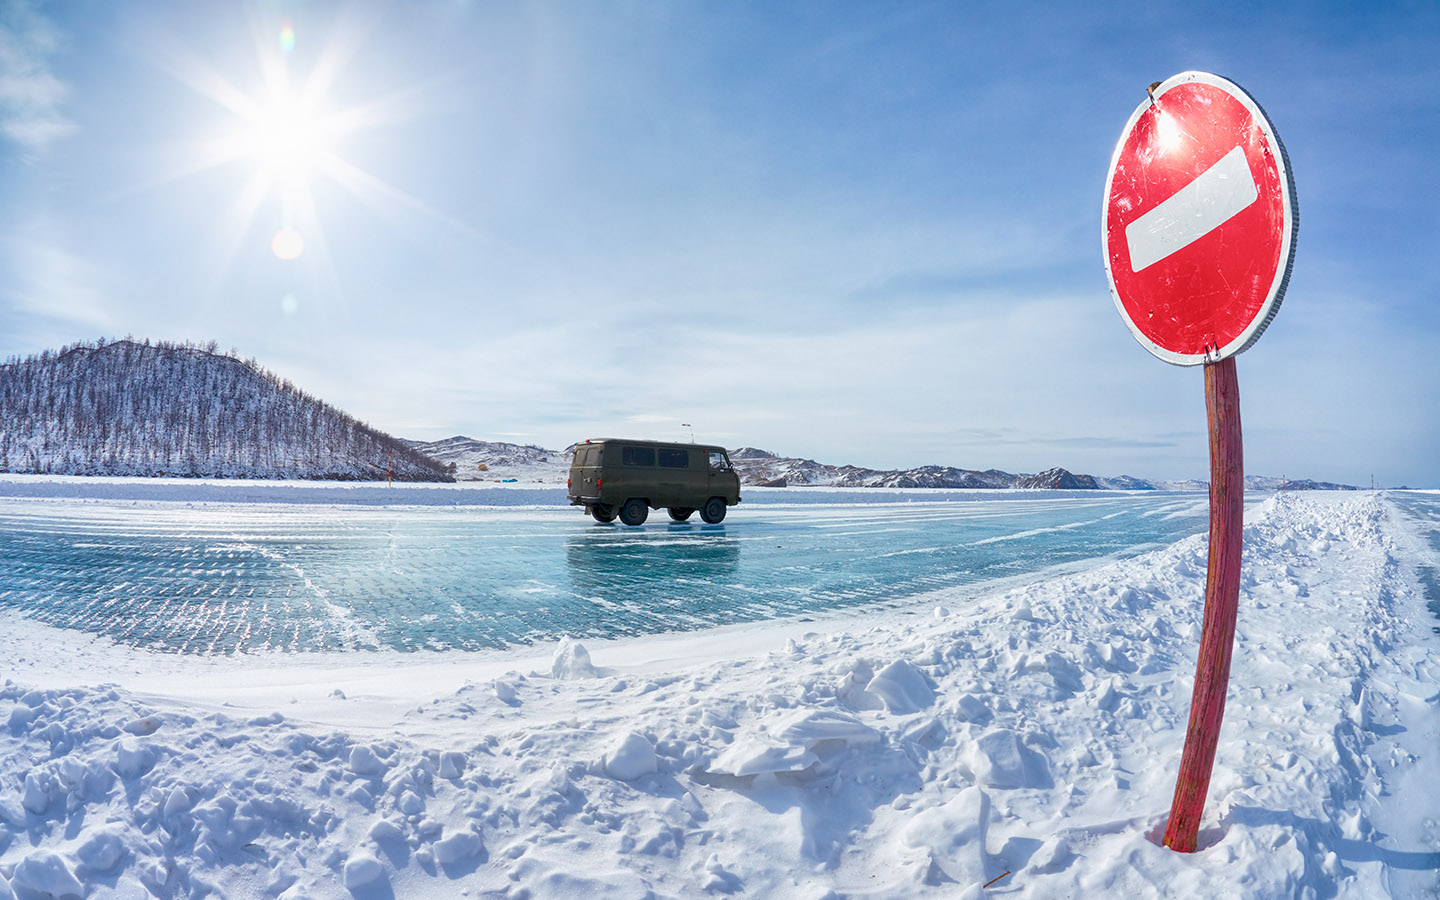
xmin=0 ymin=339 xmax=452 ymax=481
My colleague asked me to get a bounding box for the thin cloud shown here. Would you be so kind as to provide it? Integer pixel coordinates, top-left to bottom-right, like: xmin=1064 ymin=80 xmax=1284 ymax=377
xmin=0 ymin=237 xmax=115 ymax=331
xmin=0 ymin=0 xmax=75 ymax=153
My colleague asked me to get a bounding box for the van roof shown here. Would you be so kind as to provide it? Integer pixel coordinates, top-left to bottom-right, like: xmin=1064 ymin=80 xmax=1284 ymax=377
xmin=580 ymin=438 xmax=729 ymax=453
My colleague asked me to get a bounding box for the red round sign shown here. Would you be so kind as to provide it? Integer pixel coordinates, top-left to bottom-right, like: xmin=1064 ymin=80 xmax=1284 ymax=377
xmin=1103 ymin=72 xmax=1297 ymax=366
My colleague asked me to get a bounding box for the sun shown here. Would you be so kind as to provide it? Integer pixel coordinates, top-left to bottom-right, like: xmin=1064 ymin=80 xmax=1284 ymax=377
xmin=147 ymin=13 xmax=465 ymax=275
xmin=244 ymin=96 xmax=329 ymax=178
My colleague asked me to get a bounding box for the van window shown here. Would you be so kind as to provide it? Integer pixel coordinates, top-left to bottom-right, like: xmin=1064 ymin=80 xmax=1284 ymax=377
xmin=622 ymin=446 xmax=655 ymax=467
xmin=708 ymin=451 xmax=731 ymax=472
xmin=658 ymin=448 xmax=689 ymax=468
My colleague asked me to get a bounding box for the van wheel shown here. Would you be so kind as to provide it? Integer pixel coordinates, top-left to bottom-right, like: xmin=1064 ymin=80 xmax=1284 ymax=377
xmin=619 ymin=499 xmax=649 ymax=526
xmin=591 ymin=504 xmax=617 ymax=523
xmin=700 ymin=498 xmax=727 ymax=524
xmin=668 ymin=507 xmax=694 ymax=521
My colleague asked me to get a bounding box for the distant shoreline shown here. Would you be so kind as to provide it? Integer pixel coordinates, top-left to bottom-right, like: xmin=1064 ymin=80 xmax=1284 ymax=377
xmin=0 ymin=473 xmax=1208 ymax=507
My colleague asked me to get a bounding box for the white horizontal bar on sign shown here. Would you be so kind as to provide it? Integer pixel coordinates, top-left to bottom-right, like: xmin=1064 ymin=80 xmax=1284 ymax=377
xmin=1125 ymin=145 xmax=1259 ymax=272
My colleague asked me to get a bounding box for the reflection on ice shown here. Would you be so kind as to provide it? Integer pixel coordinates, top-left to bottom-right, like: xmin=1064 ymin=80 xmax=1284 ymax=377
xmin=565 ymin=530 xmax=742 ymax=591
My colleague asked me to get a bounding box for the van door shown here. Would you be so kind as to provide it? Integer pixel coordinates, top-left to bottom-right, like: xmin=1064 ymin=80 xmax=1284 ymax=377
xmin=657 ymin=446 xmax=689 ymax=508
xmin=573 ymin=444 xmax=601 ymax=499
xmin=618 ymin=444 xmax=656 ymax=505
xmin=706 ymin=449 xmax=734 ymax=501
xmin=684 ymin=448 xmax=707 ymax=504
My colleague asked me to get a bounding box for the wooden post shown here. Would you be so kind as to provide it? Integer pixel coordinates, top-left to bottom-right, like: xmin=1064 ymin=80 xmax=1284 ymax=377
xmin=1163 ymin=356 xmax=1244 ymax=852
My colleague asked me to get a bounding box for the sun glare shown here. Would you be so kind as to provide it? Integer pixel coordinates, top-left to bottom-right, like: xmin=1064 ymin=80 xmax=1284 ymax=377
xmin=146 ymin=12 xmax=468 ymax=292
xmin=1156 ymin=110 xmax=1184 ymax=154
xmin=253 ymin=101 xmax=323 ymax=173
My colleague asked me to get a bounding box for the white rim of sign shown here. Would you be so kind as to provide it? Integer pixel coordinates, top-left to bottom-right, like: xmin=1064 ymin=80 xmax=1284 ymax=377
xmin=1102 ymin=71 xmax=1299 ymax=367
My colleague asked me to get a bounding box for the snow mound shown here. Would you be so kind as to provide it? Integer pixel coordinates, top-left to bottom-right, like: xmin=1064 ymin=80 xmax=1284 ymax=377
xmin=348 ymin=743 xmax=388 ymax=775
xmin=774 ymin=708 xmax=881 ymax=746
xmin=551 ymin=637 xmax=598 ymax=679
xmin=704 ymin=708 xmax=880 ymax=777
xmin=343 ymin=852 xmax=384 ymax=888
xmin=962 ymin=727 xmax=1048 ymax=789
xmin=12 ymin=851 xmax=83 ymax=898
xmin=434 ymin=828 xmax=484 ymax=864
xmin=863 ymin=659 xmax=936 ymax=713
xmin=603 ymin=732 xmax=658 ymax=781
xmin=900 ymin=786 xmax=995 ymax=885
xmin=706 ymin=736 xmax=818 ymax=777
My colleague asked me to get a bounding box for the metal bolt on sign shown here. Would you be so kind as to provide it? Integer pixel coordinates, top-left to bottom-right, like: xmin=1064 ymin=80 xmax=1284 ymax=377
xmin=1101 ymin=71 xmax=1298 ymax=853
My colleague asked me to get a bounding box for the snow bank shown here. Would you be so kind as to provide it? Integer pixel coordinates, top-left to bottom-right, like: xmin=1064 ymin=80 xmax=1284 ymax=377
xmin=1 ymin=493 xmax=1437 ymax=898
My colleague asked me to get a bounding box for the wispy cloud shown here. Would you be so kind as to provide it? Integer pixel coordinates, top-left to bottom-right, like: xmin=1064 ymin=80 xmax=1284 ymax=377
xmin=0 ymin=0 xmax=74 ymax=153
xmin=0 ymin=236 xmax=115 ymax=332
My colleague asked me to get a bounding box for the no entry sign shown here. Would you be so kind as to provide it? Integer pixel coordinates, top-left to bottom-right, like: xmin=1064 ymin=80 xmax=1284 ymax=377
xmin=1103 ymin=71 xmax=1298 ymax=365
xmin=1102 ymin=71 xmax=1299 ymax=855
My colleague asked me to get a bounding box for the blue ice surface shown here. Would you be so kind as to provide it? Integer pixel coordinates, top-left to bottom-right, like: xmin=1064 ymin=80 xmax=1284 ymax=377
xmin=1389 ymin=492 xmax=1440 ymax=635
xmin=0 ymin=490 xmax=1233 ymax=655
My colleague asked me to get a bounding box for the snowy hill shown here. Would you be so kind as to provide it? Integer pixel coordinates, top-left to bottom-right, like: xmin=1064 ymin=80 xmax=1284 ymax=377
xmin=1095 ymin=474 xmax=1161 ymax=491
xmin=1127 ymin=476 xmax=1361 ymax=492
xmin=404 ymin=436 xmax=567 ymax=482
xmin=730 ymin=447 xmax=1018 ymax=488
xmin=0 ymin=339 xmax=452 ymax=481
xmin=1014 ymin=467 xmax=1101 ymax=490
xmin=731 ymin=447 xmax=1070 ymax=490
xmin=1245 ymin=475 xmax=1361 ymax=492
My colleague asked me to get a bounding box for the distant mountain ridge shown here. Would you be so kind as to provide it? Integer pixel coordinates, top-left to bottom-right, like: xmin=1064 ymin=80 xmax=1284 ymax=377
xmin=730 ymin=447 xmax=1020 ymax=488
xmin=731 ymin=448 xmax=1114 ymax=489
xmin=408 ymin=439 xmax=1355 ymax=492
xmin=0 ymin=339 xmax=451 ymax=481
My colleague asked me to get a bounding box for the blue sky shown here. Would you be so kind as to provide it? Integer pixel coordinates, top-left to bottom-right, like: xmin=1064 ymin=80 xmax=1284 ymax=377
xmin=1 ymin=1 xmax=1436 ymax=486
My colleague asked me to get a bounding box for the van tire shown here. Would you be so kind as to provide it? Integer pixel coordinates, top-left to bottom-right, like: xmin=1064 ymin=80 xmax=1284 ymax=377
xmin=668 ymin=507 xmax=694 ymax=521
xmin=700 ymin=498 xmax=727 ymax=524
xmin=591 ymin=504 xmax=617 ymax=523
xmin=619 ymin=499 xmax=649 ymax=526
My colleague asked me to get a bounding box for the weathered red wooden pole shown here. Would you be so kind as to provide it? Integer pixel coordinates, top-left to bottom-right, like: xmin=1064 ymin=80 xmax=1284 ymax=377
xmin=1162 ymin=356 xmax=1244 ymax=852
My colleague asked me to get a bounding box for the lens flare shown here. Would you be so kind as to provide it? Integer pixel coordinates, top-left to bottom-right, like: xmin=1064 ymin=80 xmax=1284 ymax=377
xmin=1156 ymin=110 xmax=1183 ymax=154
xmin=279 ymin=23 xmax=296 ymax=54
xmin=271 ymin=227 xmax=305 ymax=259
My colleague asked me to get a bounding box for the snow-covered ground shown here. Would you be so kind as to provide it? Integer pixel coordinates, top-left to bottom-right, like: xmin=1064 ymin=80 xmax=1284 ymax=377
xmin=2 ymin=491 xmax=1438 ymax=898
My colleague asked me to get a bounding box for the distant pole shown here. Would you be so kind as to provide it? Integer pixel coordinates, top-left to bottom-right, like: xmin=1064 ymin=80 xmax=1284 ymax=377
xmin=388 ymin=447 xmax=393 ymax=486
xmin=682 ymin=422 xmax=694 ymax=443
xmin=1163 ymin=356 xmax=1243 ymax=852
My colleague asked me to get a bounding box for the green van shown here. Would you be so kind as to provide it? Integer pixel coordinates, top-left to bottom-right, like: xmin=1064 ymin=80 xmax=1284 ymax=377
xmin=567 ymin=439 xmax=742 ymax=526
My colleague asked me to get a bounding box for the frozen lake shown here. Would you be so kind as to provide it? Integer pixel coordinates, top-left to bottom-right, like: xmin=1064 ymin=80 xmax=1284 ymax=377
xmin=1391 ymin=491 xmax=1440 ymax=633
xmin=0 ymin=489 xmax=1233 ymax=654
